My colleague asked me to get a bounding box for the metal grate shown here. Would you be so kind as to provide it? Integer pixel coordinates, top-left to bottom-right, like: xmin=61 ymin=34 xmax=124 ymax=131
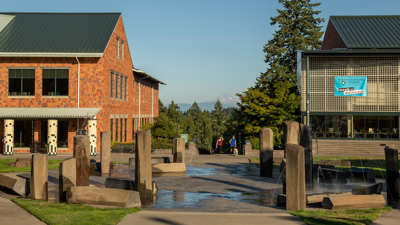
xmin=301 ymin=57 xmax=400 ymax=112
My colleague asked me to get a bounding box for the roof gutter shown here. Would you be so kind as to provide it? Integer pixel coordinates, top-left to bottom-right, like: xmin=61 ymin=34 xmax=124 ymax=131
xmin=0 ymin=52 xmax=103 ymax=57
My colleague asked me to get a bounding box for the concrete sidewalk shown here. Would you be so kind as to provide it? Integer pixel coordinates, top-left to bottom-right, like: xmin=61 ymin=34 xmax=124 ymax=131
xmin=0 ymin=197 xmax=45 ymax=225
xmin=118 ymin=211 xmax=305 ymax=225
xmin=370 ymin=209 xmax=400 ymax=225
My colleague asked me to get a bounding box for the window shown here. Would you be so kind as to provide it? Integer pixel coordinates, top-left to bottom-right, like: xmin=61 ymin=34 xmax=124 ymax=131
xmin=115 ymin=74 xmax=119 ymax=98
xmin=125 ymin=77 xmax=127 ymax=100
xmin=120 ymin=75 xmax=123 ymax=99
xmin=120 ymin=119 xmax=123 ymax=142
xmin=14 ymin=120 xmax=34 ymax=147
xmin=9 ymin=69 xmax=35 ymax=96
xmin=115 ymin=118 xmax=119 ymax=142
xmin=110 ymin=119 xmax=114 ymax=141
xmin=124 ymin=118 xmax=127 ymax=142
xmin=117 ymin=37 xmax=120 ymax=58
xmin=57 ymin=120 xmax=68 ymax=147
xmin=121 ymin=40 xmax=124 ymax=60
xmin=110 ymin=72 xmax=114 ymax=98
xmin=42 ymin=69 xmax=69 ymax=96
xmin=132 ymin=118 xmax=135 ymax=140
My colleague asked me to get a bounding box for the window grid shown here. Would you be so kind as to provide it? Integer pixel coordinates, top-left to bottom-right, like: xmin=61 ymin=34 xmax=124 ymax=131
xmin=302 ymin=57 xmax=399 ymax=112
xmin=110 ymin=72 xmax=114 ymax=98
xmin=117 ymin=37 xmax=120 ymax=58
xmin=121 ymin=40 xmax=124 ymax=60
xmin=115 ymin=74 xmax=119 ymax=98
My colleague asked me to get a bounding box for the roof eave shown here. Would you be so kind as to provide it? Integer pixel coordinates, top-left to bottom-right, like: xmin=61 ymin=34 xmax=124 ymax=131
xmin=132 ymin=68 xmax=166 ymax=85
xmin=0 ymin=52 xmax=104 ymax=57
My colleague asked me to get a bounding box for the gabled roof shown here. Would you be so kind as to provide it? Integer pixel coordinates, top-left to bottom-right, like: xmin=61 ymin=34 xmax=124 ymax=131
xmin=0 ymin=13 xmax=121 ymax=57
xmin=325 ymin=16 xmax=400 ymax=49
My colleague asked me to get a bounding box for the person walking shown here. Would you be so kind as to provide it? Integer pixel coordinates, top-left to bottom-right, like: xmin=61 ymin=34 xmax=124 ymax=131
xmin=215 ymin=136 xmax=224 ymax=155
xmin=229 ymin=136 xmax=236 ymax=156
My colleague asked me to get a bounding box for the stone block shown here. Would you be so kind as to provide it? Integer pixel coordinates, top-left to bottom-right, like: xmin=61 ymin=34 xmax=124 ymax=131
xmin=280 ymin=159 xmax=286 ymax=195
xmin=105 ymin=178 xmax=135 ymax=190
xmin=151 ymin=157 xmax=170 ymax=164
xmin=307 ymin=192 xmax=352 ymax=205
xmin=152 ymin=163 xmax=186 ymax=173
xmin=59 ymin=158 xmax=76 ymax=202
xmin=300 ymin=124 xmax=313 ymax=188
xmin=74 ymin=135 xmax=90 ymax=186
xmin=173 ymin=138 xmax=185 ymax=163
xmin=260 ymin=128 xmax=273 ymax=178
xmin=276 ymin=194 xmax=286 ymax=207
xmin=135 ymin=130 xmax=153 ymax=203
xmin=322 ymin=194 xmax=385 ymax=210
xmin=101 ymin=131 xmax=111 ymax=175
xmin=286 ymin=144 xmax=306 ymax=211
xmin=315 ymin=160 xmax=351 ymax=167
xmin=384 ymin=147 xmax=399 ymax=202
xmin=188 ymin=143 xmax=198 ymax=155
xmin=0 ymin=173 xmax=30 ymax=196
xmin=66 ymin=186 xmax=141 ymax=208
xmin=30 ymin=154 xmax=48 ymax=201
xmin=317 ymin=168 xmax=347 ymax=184
xmin=152 ymin=181 xmax=158 ymax=195
xmin=346 ymin=167 xmax=376 ymax=183
xmin=283 ymin=121 xmax=299 ymax=158
xmin=8 ymin=158 xmax=31 ymax=168
xmin=352 ymin=183 xmax=383 ymax=195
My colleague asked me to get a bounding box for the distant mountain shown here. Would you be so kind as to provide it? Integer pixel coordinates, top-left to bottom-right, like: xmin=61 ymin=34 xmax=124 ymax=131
xmin=178 ymin=93 xmax=239 ymax=112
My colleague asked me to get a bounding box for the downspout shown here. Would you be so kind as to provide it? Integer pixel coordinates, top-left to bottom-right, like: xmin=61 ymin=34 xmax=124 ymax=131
xmin=152 ymin=83 xmax=159 ymax=123
xmin=138 ymin=76 xmax=149 ymax=129
xmin=75 ymin=57 xmax=81 ymax=132
xmin=306 ymin=56 xmax=310 ymax=126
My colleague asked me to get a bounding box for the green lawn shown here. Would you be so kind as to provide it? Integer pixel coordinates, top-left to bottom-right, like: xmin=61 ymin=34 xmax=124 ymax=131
xmin=12 ymin=198 xmax=140 ymax=225
xmin=0 ymin=159 xmax=63 ymax=173
xmin=290 ymin=207 xmax=392 ymax=225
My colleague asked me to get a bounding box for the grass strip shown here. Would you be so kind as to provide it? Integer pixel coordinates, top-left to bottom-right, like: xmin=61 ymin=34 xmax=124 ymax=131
xmin=290 ymin=207 xmax=392 ymax=225
xmin=11 ymin=198 xmax=140 ymax=225
xmin=0 ymin=159 xmax=63 ymax=173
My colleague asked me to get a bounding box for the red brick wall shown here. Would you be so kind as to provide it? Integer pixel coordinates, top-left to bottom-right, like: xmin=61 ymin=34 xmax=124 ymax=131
xmin=0 ymin=15 xmax=161 ymax=153
xmin=321 ymin=20 xmax=347 ymax=50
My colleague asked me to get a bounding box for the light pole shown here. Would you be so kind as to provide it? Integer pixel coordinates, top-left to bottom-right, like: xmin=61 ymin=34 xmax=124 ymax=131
xmin=175 ymin=106 xmax=180 ymax=138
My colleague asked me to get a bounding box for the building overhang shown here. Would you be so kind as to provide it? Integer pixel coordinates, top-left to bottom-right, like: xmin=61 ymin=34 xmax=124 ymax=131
xmin=132 ymin=68 xmax=166 ymax=85
xmin=302 ymin=49 xmax=400 ymax=58
xmin=0 ymin=52 xmax=103 ymax=57
xmin=0 ymin=107 xmax=101 ymax=118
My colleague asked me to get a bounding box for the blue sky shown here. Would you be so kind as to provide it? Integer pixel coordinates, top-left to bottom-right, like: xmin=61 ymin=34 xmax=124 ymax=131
xmin=3 ymin=0 xmax=400 ymax=104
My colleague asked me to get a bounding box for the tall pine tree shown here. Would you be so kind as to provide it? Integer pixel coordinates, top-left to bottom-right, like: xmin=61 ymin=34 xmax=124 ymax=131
xmin=211 ymin=100 xmax=226 ymax=139
xmin=237 ymin=0 xmax=324 ymax=148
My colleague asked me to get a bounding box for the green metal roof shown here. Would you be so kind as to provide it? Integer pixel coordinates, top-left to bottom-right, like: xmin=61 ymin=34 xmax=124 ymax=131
xmin=0 ymin=13 xmax=120 ymax=56
xmin=331 ymin=16 xmax=400 ymax=49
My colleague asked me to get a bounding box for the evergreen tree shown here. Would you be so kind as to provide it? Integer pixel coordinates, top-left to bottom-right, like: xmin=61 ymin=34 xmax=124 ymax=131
xmin=158 ymin=99 xmax=168 ymax=115
xmin=183 ymin=112 xmax=195 ymax=139
xmin=187 ymin=102 xmax=203 ymax=139
xmin=199 ymin=111 xmax=213 ymax=150
xmin=151 ymin=114 xmax=175 ymax=139
xmin=211 ymin=100 xmax=226 ymax=139
xmin=237 ymin=0 xmax=324 ymax=148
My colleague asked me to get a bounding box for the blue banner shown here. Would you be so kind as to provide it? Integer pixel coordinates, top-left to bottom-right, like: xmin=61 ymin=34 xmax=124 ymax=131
xmin=334 ymin=76 xmax=367 ymax=97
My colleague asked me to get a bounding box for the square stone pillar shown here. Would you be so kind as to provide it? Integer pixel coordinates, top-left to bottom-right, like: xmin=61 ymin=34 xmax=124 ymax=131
xmin=384 ymin=147 xmax=399 ymax=202
xmin=30 ymin=154 xmax=48 ymax=201
xmin=101 ymin=131 xmax=111 ymax=174
xmin=73 ymin=135 xmax=90 ymax=186
xmin=188 ymin=140 xmax=198 ymax=155
xmin=135 ymin=130 xmax=153 ymax=203
xmin=260 ymin=128 xmax=273 ymax=177
xmin=300 ymin=124 xmax=313 ymax=190
xmin=59 ymin=158 xmax=76 ymax=202
xmin=283 ymin=121 xmax=299 ymax=158
xmin=173 ymin=138 xmax=185 ymax=163
xmin=286 ymin=144 xmax=306 ymax=211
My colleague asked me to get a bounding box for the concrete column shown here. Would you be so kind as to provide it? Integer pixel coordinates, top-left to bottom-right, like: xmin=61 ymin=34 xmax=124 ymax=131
xmin=286 ymin=144 xmax=306 ymax=211
xmin=47 ymin=119 xmax=58 ymax=156
xmin=300 ymin=124 xmax=313 ymax=190
xmin=129 ymin=158 xmax=135 ymax=170
xmin=173 ymin=138 xmax=185 ymax=163
xmin=135 ymin=130 xmax=153 ymax=203
xmin=384 ymin=147 xmax=399 ymax=202
xmin=283 ymin=121 xmax=299 ymax=158
xmin=100 ymin=131 xmax=111 ymax=174
xmin=73 ymin=135 xmax=90 ymax=186
xmin=3 ymin=119 xmax=14 ymax=155
xmin=260 ymin=128 xmax=273 ymax=177
xmin=88 ymin=119 xmax=97 ymax=156
xmin=188 ymin=140 xmax=198 ymax=155
xmin=30 ymin=154 xmax=48 ymax=201
xmin=59 ymin=157 xmax=76 ymax=202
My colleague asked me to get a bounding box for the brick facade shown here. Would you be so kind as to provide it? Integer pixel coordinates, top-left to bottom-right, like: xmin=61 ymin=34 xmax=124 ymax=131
xmin=0 ymin=16 xmax=160 ymax=154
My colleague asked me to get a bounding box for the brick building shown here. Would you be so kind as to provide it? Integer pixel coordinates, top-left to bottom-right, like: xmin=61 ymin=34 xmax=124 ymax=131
xmin=0 ymin=13 xmax=164 ymax=155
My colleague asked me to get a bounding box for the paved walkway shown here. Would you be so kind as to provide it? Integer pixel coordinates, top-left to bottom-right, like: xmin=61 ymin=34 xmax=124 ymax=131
xmin=371 ymin=208 xmax=400 ymax=225
xmin=0 ymin=197 xmax=45 ymax=225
